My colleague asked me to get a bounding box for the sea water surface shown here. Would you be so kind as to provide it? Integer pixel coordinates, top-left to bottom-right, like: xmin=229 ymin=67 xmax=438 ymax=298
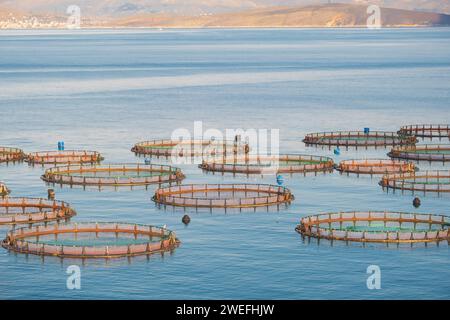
xmin=0 ymin=28 xmax=449 ymax=300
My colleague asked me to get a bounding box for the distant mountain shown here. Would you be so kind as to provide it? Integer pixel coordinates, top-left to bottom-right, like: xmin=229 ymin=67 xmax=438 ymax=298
xmin=109 ymin=3 xmax=450 ymax=27
xmin=1 ymin=0 xmax=450 ymax=16
xmin=1 ymin=2 xmax=450 ymax=28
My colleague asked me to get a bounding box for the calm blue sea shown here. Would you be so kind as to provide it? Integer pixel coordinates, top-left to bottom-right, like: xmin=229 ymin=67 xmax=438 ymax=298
xmin=0 ymin=28 xmax=449 ymax=300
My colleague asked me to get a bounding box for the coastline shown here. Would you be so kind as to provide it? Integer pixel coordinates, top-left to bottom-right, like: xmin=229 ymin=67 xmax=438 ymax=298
xmin=1 ymin=25 xmax=450 ymax=31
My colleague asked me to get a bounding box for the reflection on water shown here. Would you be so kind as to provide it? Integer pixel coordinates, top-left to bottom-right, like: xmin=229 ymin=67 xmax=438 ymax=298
xmin=0 ymin=28 xmax=449 ymax=299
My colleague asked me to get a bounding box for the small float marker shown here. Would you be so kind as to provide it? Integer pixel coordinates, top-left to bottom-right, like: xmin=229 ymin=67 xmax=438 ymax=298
xmin=48 ymin=189 xmax=55 ymax=200
xmin=182 ymin=215 xmax=191 ymax=225
xmin=144 ymin=158 xmax=151 ymax=165
xmin=334 ymin=146 xmax=341 ymax=155
xmin=413 ymin=197 xmax=421 ymax=208
xmin=364 ymin=127 xmax=370 ymax=134
xmin=57 ymin=141 xmax=65 ymax=151
xmin=276 ymin=174 xmax=284 ymax=186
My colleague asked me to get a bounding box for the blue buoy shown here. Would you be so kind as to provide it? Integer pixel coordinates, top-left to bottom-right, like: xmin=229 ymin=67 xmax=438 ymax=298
xmin=58 ymin=141 xmax=65 ymax=151
xmin=276 ymin=174 xmax=284 ymax=186
xmin=334 ymin=146 xmax=341 ymax=155
xmin=364 ymin=127 xmax=370 ymax=134
xmin=144 ymin=158 xmax=151 ymax=165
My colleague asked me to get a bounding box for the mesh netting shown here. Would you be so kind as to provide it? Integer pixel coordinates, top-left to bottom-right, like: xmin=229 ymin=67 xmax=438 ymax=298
xmin=388 ymin=144 xmax=450 ymax=162
xmin=153 ymin=184 xmax=294 ymax=209
xmin=399 ymin=124 xmax=450 ymax=139
xmin=199 ymin=154 xmax=334 ymax=175
xmin=25 ymin=150 xmax=104 ymax=165
xmin=380 ymin=170 xmax=450 ymax=194
xmin=132 ymin=139 xmax=249 ymax=157
xmin=303 ymin=131 xmax=417 ymax=148
xmin=336 ymin=159 xmax=415 ymax=175
xmin=296 ymin=211 xmax=450 ymax=243
xmin=0 ymin=147 xmax=24 ymax=163
xmin=1 ymin=222 xmax=179 ymax=258
xmin=41 ymin=163 xmax=185 ymax=187
xmin=0 ymin=197 xmax=76 ymax=225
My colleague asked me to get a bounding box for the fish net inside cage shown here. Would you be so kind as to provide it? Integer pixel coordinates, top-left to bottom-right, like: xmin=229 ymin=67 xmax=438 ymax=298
xmin=2 ymin=223 xmax=180 ymax=258
xmin=200 ymin=154 xmax=334 ymax=175
xmin=303 ymin=131 xmax=417 ymax=148
xmin=41 ymin=163 xmax=185 ymax=187
xmin=399 ymin=124 xmax=450 ymax=139
xmin=153 ymin=184 xmax=294 ymax=209
xmin=389 ymin=145 xmax=450 ymax=162
xmin=31 ymin=232 xmax=155 ymax=247
xmin=380 ymin=171 xmax=450 ymax=193
xmin=25 ymin=150 xmax=104 ymax=165
xmin=132 ymin=139 xmax=249 ymax=158
xmin=296 ymin=212 xmax=450 ymax=243
xmin=336 ymin=159 xmax=415 ymax=175
xmin=0 ymin=147 xmax=24 ymax=163
xmin=0 ymin=197 xmax=76 ymax=225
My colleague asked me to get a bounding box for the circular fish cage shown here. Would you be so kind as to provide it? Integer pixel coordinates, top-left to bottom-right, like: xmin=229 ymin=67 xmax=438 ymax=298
xmin=0 ymin=197 xmax=76 ymax=225
xmin=2 ymin=222 xmax=180 ymax=259
xmin=380 ymin=170 xmax=450 ymax=194
xmin=131 ymin=139 xmax=249 ymax=158
xmin=153 ymin=184 xmax=294 ymax=209
xmin=0 ymin=147 xmax=24 ymax=163
xmin=0 ymin=183 xmax=10 ymax=197
xmin=399 ymin=124 xmax=450 ymax=139
xmin=296 ymin=211 xmax=450 ymax=243
xmin=335 ymin=159 xmax=416 ymax=176
xmin=388 ymin=144 xmax=450 ymax=162
xmin=303 ymin=131 xmax=417 ymax=148
xmin=42 ymin=163 xmax=185 ymax=187
xmin=25 ymin=150 xmax=104 ymax=165
xmin=199 ymin=154 xmax=334 ymax=175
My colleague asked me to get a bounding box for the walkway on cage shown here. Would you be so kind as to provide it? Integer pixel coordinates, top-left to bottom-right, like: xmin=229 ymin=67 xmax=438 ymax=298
xmin=388 ymin=144 xmax=450 ymax=162
xmin=335 ymin=159 xmax=416 ymax=176
xmin=303 ymin=131 xmax=417 ymax=149
xmin=2 ymin=222 xmax=179 ymax=259
xmin=25 ymin=150 xmax=104 ymax=165
xmin=41 ymin=163 xmax=185 ymax=188
xmin=399 ymin=124 xmax=450 ymax=139
xmin=153 ymin=184 xmax=294 ymax=209
xmin=199 ymin=154 xmax=334 ymax=175
xmin=296 ymin=211 xmax=450 ymax=243
xmin=0 ymin=147 xmax=24 ymax=163
xmin=380 ymin=170 xmax=450 ymax=194
xmin=0 ymin=197 xmax=76 ymax=225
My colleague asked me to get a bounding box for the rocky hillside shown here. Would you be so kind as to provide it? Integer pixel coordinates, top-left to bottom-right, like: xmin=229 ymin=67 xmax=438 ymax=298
xmin=1 ymin=2 xmax=449 ymax=28
xmin=110 ymin=3 xmax=450 ymax=27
